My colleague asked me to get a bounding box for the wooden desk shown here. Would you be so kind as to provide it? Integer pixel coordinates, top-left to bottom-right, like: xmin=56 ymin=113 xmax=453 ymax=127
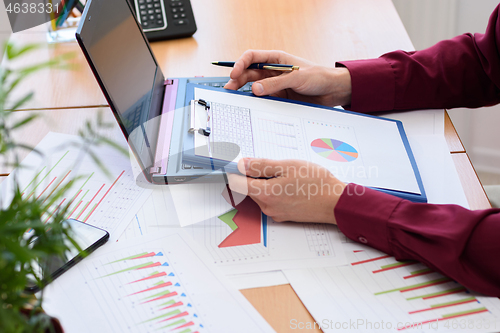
xmin=7 ymin=0 xmax=413 ymax=111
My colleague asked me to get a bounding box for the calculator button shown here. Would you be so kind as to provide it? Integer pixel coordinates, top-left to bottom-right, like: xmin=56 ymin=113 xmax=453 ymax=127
xmin=142 ymin=22 xmax=149 ymax=27
xmin=180 ymin=13 xmax=186 ymax=18
xmin=157 ymin=14 xmax=162 ymax=18
xmin=148 ymin=9 xmax=154 ymax=14
xmin=147 ymin=3 xmax=152 ymax=8
xmin=154 ymin=3 xmax=160 ymax=7
xmin=171 ymin=8 xmax=178 ymax=13
xmin=141 ymin=16 xmax=147 ymax=21
xmin=138 ymin=0 xmax=145 ymax=3
xmin=140 ymin=10 xmax=146 ymax=15
xmin=154 ymin=8 xmax=161 ymax=13
xmin=174 ymin=19 xmax=188 ymax=25
xmin=149 ymin=15 xmax=155 ymax=20
xmin=139 ymin=4 xmax=145 ymax=9
xmin=173 ymin=14 xmax=179 ymax=18
xmin=157 ymin=20 xmax=163 ymax=25
xmin=179 ymin=7 xmax=184 ymax=12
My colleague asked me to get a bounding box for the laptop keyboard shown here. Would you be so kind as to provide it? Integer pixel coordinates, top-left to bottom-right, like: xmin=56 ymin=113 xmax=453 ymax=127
xmin=198 ymin=81 xmax=253 ymax=92
xmin=210 ymin=102 xmax=255 ymax=158
xmin=181 ymin=81 xmax=254 ymax=170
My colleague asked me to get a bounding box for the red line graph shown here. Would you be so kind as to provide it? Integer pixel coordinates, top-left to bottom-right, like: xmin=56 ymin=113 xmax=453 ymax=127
xmin=351 ymin=255 xmax=391 ymax=266
xmin=134 ymin=252 xmax=157 ymax=259
xmin=408 ymin=299 xmax=477 ymax=314
xmin=67 ymin=189 xmax=82 ymax=211
xmin=44 ymin=198 xmax=66 ymax=223
xmin=159 ymin=301 xmax=183 ymax=310
xmin=36 ymin=177 xmax=57 ymax=200
xmin=129 ymin=272 xmax=167 ymax=284
xmin=137 ymin=262 xmax=162 ymax=270
xmin=403 ymin=271 xmax=433 ymax=279
xmin=83 ymin=171 xmax=125 ymax=223
xmin=372 ymin=262 xmax=416 ymax=273
xmin=143 ymin=291 xmax=178 ymax=304
xmin=174 ymin=321 xmax=194 ymax=330
xmin=77 ymin=184 xmax=105 ymax=220
xmin=400 ymin=278 xmax=452 ymax=293
xmin=422 ymin=287 xmax=467 ymax=300
xmin=398 ymin=309 xmax=489 ymax=331
xmin=42 ymin=170 xmax=71 ymax=204
xmin=128 ymin=282 xmax=172 ymax=296
xmin=68 ymin=200 xmax=83 ymax=219
xmin=158 ymin=311 xmax=189 ymax=323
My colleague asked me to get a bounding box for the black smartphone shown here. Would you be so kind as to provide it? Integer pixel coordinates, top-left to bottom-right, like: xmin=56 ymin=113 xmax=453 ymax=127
xmin=25 ymin=219 xmax=109 ymax=293
xmin=130 ymin=0 xmax=197 ymax=41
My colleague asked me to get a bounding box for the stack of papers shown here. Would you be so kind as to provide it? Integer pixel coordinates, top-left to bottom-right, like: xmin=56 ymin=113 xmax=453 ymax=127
xmin=4 ymin=106 xmax=500 ymax=333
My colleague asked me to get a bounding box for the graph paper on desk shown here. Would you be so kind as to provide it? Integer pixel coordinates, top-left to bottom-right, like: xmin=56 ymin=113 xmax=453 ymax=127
xmin=285 ymin=250 xmax=500 ymax=333
xmin=42 ymin=233 xmax=274 ymax=332
xmin=0 ymin=132 xmax=151 ymax=242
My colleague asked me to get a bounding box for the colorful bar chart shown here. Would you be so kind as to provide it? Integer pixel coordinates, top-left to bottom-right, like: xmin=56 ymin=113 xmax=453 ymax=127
xmin=10 ymin=133 xmax=151 ymax=241
xmin=93 ymin=249 xmax=204 ymax=332
xmin=350 ymin=250 xmax=499 ymax=330
xmin=285 ymin=249 xmax=500 ymax=333
xmin=217 ymin=188 xmax=266 ymax=248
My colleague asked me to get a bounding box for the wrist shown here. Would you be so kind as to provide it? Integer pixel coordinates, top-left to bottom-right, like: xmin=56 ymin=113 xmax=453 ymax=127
xmin=323 ymin=179 xmax=347 ymax=225
xmin=331 ymin=67 xmax=352 ymax=107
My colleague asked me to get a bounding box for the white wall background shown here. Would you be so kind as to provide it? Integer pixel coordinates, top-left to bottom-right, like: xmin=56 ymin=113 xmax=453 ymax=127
xmin=0 ymin=0 xmax=13 ymax=62
xmin=392 ymin=0 xmax=500 ymax=176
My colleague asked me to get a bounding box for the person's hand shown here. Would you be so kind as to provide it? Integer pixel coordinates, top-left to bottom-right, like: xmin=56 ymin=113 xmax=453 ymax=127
xmin=227 ymin=158 xmax=347 ymax=224
xmin=224 ymin=50 xmax=352 ymax=107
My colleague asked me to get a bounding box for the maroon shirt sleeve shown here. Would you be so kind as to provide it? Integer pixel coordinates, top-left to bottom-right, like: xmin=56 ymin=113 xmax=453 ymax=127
xmin=335 ymin=184 xmax=500 ymax=297
xmin=336 ymin=4 xmax=500 ymax=113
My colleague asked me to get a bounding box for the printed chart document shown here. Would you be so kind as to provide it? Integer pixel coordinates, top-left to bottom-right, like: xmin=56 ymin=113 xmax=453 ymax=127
xmin=118 ymin=184 xmax=346 ymax=275
xmin=42 ymin=233 xmax=274 ymax=333
xmin=0 ymin=132 xmax=151 ymax=242
xmin=190 ymin=87 xmax=422 ymax=196
xmin=284 ymin=250 xmax=500 ymax=333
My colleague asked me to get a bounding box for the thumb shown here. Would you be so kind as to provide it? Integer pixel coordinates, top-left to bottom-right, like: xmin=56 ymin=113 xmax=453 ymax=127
xmin=252 ymin=72 xmax=298 ymax=96
xmin=238 ymin=158 xmax=288 ymax=178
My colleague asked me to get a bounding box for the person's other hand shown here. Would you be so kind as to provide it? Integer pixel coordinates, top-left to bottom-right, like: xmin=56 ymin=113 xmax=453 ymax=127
xmin=227 ymin=158 xmax=347 ymax=224
xmin=224 ymin=50 xmax=352 ymax=107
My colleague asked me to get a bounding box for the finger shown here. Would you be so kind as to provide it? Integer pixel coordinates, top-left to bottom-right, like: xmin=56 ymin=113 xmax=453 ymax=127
xmin=252 ymin=71 xmax=300 ymax=96
xmin=227 ymin=173 xmax=270 ymax=197
xmin=223 ymin=70 xmax=272 ymax=90
xmin=230 ymin=50 xmax=289 ymax=80
xmin=238 ymin=158 xmax=294 ymax=178
xmin=226 ymin=173 xmax=248 ymax=196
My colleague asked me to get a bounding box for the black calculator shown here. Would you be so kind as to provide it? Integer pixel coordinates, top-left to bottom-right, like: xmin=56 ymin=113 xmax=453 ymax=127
xmin=132 ymin=0 xmax=197 ymax=41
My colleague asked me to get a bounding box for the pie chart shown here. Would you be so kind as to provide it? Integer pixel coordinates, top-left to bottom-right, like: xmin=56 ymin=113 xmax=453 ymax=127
xmin=311 ymin=138 xmax=358 ymax=162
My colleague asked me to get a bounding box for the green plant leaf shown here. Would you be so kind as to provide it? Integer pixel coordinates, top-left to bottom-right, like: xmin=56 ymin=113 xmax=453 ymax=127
xmin=8 ymin=92 xmax=34 ymax=111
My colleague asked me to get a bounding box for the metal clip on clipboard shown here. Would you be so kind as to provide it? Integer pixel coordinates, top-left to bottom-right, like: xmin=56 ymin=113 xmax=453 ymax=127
xmin=188 ymin=99 xmax=211 ymax=137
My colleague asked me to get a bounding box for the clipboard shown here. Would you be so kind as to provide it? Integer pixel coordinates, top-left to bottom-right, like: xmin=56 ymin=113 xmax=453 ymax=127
xmin=182 ymin=84 xmax=427 ymax=203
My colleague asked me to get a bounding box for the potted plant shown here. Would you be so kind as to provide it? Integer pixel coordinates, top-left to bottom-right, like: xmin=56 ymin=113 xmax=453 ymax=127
xmin=0 ymin=42 xmax=122 ymax=333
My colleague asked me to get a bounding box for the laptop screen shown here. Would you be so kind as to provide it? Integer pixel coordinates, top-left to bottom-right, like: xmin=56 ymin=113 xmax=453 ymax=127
xmin=76 ymin=0 xmax=166 ymax=180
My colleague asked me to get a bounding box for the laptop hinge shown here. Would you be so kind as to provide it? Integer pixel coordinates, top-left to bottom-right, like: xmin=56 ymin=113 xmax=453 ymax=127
xmin=150 ymin=166 xmax=162 ymax=174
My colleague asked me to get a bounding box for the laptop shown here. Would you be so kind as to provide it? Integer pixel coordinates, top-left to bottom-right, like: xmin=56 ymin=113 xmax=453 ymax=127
xmin=76 ymin=0 xmax=251 ymax=184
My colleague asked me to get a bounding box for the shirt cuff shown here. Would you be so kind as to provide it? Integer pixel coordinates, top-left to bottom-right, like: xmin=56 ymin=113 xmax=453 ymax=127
xmin=336 ymin=58 xmax=396 ymax=112
xmin=335 ymin=183 xmax=403 ymax=255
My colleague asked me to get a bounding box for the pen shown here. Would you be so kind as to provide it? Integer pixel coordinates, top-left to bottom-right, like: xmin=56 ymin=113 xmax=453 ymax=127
xmin=212 ymin=61 xmax=299 ymax=71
